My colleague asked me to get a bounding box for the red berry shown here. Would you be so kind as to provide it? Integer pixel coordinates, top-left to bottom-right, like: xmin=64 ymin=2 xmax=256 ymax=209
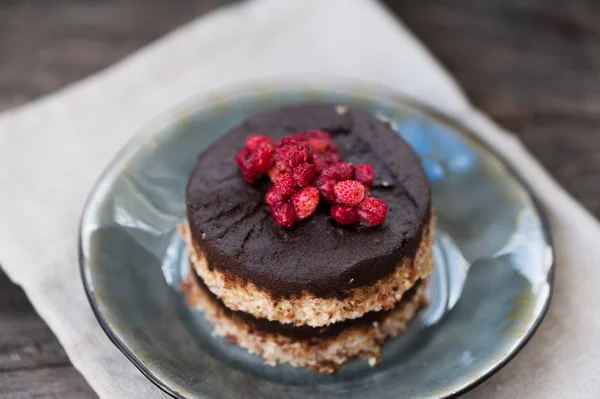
xmin=336 ymin=162 xmax=355 ymax=180
xmin=318 ymin=180 xmax=337 ymax=204
xmin=235 ymin=147 xmax=260 ymax=183
xmin=273 ymin=143 xmax=310 ymax=172
xmin=318 ymin=166 xmax=342 ymax=183
xmin=363 ymin=185 xmax=372 ymax=198
xmin=307 ymin=130 xmax=335 ymax=151
xmin=292 ymin=163 xmax=316 ymax=187
xmin=266 ymin=186 xmax=286 ymax=205
xmin=292 ymin=187 xmax=320 ymax=220
xmin=273 ymin=172 xmax=296 ymax=197
xmin=327 ymin=141 xmax=338 ymax=154
xmin=287 ymin=144 xmax=311 ymax=167
xmin=267 ymin=167 xmax=281 ymax=181
xmin=235 ymin=138 xmax=275 ymax=182
xmin=358 ymin=197 xmax=388 ymax=226
xmin=245 ymin=135 xmax=271 ymax=151
xmin=324 ymin=152 xmax=341 ymax=165
xmin=269 ymin=202 xmax=296 ymax=227
xmin=355 ymin=164 xmax=374 ymax=186
xmin=334 ymin=180 xmax=365 ymax=205
xmin=274 ymin=145 xmax=294 ymax=169
xmin=307 ymin=137 xmax=328 ymax=153
xmin=312 ymin=154 xmax=326 ymax=174
xmin=252 ymin=141 xmax=275 ymax=174
xmin=274 ymin=137 xmax=298 ymax=148
xmin=238 ymin=132 xmax=383 ymax=229
xmin=294 ymin=132 xmax=308 ymax=142
xmin=273 ymin=160 xmax=291 ymax=176
xmin=331 ymin=205 xmax=359 ymax=225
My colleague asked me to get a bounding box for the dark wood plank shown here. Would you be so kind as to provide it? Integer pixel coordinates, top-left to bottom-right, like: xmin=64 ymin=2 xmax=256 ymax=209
xmin=0 ymin=267 xmax=100 ymax=396
xmin=0 ymin=268 xmax=99 ymax=398
xmin=387 ymin=0 xmax=600 ymax=216
xmin=0 ymin=0 xmax=231 ymax=110
xmin=1 ymin=0 xmax=600 ymax=397
xmin=0 ymin=1 xmax=231 ymax=397
xmin=0 ymin=315 xmax=72 ymax=374
xmin=0 ymin=367 xmax=97 ymax=399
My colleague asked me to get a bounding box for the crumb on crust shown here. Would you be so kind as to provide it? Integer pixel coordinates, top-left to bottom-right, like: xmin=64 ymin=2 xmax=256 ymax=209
xmin=182 ymin=271 xmax=428 ymax=374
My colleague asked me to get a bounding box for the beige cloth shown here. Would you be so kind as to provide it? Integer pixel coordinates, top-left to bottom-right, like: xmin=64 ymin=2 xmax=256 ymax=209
xmin=0 ymin=0 xmax=598 ymax=397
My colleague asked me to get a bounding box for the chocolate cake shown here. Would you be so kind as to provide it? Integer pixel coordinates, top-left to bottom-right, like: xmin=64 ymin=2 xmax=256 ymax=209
xmin=180 ymin=103 xmax=434 ymax=373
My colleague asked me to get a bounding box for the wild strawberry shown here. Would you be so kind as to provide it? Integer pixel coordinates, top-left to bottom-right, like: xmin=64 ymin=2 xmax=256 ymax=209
xmin=273 ymin=143 xmax=310 ymax=173
xmin=235 ymin=137 xmax=275 ymax=182
xmin=324 ymin=152 xmax=341 ymax=165
xmin=292 ymin=162 xmax=316 ymax=187
xmin=269 ymin=202 xmax=296 ymax=227
xmin=252 ymin=141 xmax=274 ymax=174
xmin=267 ymin=166 xmax=281 ymax=182
xmin=331 ymin=205 xmax=359 ymax=225
xmin=358 ymin=197 xmax=387 ymax=226
xmin=273 ymin=145 xmax=295 ymax=171
xmin=355 ymin=164 xmax=374 ymax=186
xmin=237 ymin=131 xmax=386 ymax=229
xmin=363 ymin=185 xmax=372 ymax=198
xmin=294 ymin=132 xmax=308 ymax=142
xmin=274 ymin=137 xmax=297 ymax=148
xmin=327 ymin=141 xmax=338 ymax=154
xmin=235 ymin=147 xmax=260 ymax=183
xmin=334 ymin=180 xmax=365 ymax=205
xmin=287 ymin=144 xmax=311 ymax=167
xmin=307 ymin=137 xmax=328 ymax=153
xmin=335 ymin=162 xmax=355 ymax=180
xmin=266 ymin=186 xmax=286 ymax=205
xmin=312 ymin=154 xmax=326 ymax=174
xmin=317 ymin=166 xmax=342 ymax=184
xmin=292 ymin=187 xmax=320 ymax=220
xmin=307 ymin=130 xmax=335 ymax=151
xmin=245 ymin=135 xmax=271 ymax=151
xmin=273 ymin=172 xmax=295 ymax=197
xmin=318 ymin=180 xmax=337 ymax=204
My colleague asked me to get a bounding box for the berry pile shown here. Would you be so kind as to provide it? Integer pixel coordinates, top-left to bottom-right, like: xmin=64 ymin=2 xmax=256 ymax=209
xmin=235 ymin=130 xmax=388 ymax=228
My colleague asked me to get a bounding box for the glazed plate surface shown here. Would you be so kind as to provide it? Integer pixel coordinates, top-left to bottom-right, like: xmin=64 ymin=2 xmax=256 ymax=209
xmin=80 ymin=81 xmax=554 ymax=399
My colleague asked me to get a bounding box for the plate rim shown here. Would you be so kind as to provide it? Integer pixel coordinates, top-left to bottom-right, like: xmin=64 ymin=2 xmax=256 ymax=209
xmin=79 ymin=79 xmax=555 ymax=399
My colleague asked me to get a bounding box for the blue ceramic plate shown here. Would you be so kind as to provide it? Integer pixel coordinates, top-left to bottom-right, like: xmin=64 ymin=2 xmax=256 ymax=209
xmin=80 ymin=81 xmax=554 ymax=399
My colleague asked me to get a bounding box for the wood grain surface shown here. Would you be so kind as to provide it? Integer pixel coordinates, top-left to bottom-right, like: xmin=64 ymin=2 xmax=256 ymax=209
xmin=1 ymin=0 xmax=598 ymax=397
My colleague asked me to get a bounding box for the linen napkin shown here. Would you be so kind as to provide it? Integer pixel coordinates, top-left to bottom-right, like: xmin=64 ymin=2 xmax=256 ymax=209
xmin=1 ymin=0 xmax=599 ymax=398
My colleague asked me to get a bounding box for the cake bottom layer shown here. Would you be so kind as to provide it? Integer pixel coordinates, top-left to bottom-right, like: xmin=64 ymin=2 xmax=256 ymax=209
xmin=182 ymin=270 xmax=427 ymax=374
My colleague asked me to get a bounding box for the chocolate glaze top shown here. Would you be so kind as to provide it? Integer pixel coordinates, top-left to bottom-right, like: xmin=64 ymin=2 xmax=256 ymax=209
xmin=186 ymin=104 xmax=431 ymax=299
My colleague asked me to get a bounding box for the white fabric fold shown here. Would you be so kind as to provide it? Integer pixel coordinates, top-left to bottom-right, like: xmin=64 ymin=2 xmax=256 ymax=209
xmin=0 ymin=0 xmax=598 ymax=397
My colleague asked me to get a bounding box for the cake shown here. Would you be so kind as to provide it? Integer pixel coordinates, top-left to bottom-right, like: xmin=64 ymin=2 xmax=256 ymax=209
xmin=180 ymin=103 xmax=434 ymax=373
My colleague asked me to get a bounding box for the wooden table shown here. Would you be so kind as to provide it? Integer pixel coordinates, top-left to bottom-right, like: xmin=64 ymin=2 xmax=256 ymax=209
xmin=1 ymin=1 xmax=598 ymax=397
